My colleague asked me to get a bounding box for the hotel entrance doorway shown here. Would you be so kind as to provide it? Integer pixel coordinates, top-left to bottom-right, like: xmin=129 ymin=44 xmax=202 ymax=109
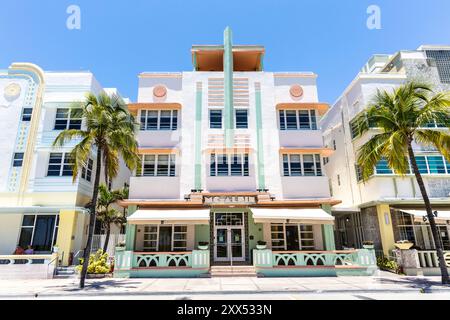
xmin=213 ymin=212 xmax=245 ymax=262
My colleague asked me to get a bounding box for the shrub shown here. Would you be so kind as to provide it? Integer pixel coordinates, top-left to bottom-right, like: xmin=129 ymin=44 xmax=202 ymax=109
xmin=376 ymin=256 xmax=401 ymax=274
xmin=76 ymin=249 xmax=111 ymax=274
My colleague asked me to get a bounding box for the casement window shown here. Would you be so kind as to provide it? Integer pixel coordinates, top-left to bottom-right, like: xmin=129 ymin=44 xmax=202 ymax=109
xmin=18 ymin=215 xmax=59 ymax=252
xmin=54 ymin=108 xmax=82 ymax=130
xmin=270 ymin=223 xmax=315 ymax=251
xmin=143 ymin=225 xmax=187 ymax=252
xmin=21 ymin=108 xmax=33 ymax=122
xmin=81 ymin=158 xmax=93 ymax=182
xmin=355 ymin=165 xmax=363 ymax=182
xmin=136 ymin=154 xmax=176 ymax=177
xmin=47 ymin=153 xmax=73 ymax=177
xmin=139 ymin=110 xmax=178 ymax=131
xmin=282 ymin=154 xmax=322 ymax=177
xmin=375 ymin=155 xmax=450 ymax=176
xmin=279 ymin=110 xmax=317 ymax=130
xmin=210 ymin=153 xmax=249 ymax=176
xmin=209 ymin=109 xmax=222 ymax=129
xmin=13 ymin=153 xmax=24 ymax=167
xmin=235 ymin=109 xmax=248 ymax=129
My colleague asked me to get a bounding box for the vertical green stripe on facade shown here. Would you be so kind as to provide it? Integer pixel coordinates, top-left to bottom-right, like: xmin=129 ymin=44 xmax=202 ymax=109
xmin=223 ymin=26 xmax=234 ymax=148
xmin=255 ymin=83 xmax=266 ymax=189
xmin=194 ymin=82 xmax=203 ymax=189
xmin=321 ymin=204 xmax=336 ymax=250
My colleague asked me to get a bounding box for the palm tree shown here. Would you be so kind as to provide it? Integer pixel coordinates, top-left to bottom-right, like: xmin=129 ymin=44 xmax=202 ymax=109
xmin=53 ymin=92 xmax=138 ymax=288
xmin=96 ymin=184 xmax=127 ymax=253
xmin=354 ymin=82 xmax=450 ymax=284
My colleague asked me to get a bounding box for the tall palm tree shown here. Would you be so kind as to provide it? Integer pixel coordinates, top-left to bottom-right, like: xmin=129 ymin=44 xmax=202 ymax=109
xmin=53 ymin=92 xmax=139 ymax=288
xmin=354 ymin=82 xmax=450 ymax=284
xmin=96 ymin=184 xmax=127 ymax=253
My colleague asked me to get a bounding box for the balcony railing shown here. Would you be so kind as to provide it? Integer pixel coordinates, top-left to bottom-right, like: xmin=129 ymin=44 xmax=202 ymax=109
xmin=417 ymin=250 xmax=450 ymax=268
xmin=393 ymin=249 xmax=450 ymax=276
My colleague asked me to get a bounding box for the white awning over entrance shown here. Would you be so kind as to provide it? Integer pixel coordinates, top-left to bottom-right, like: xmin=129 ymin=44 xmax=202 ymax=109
xmin=400 ymin=209 xmax=450 ymax=223
xmin=127 ymin=209 xmax=210 ymax=225
xmin=251 ymin=208 xmax=334 ymax=225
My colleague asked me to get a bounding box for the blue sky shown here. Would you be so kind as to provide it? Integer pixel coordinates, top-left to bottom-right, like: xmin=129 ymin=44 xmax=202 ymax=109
xmin=1 ymin=0 xmax=449 ymax=103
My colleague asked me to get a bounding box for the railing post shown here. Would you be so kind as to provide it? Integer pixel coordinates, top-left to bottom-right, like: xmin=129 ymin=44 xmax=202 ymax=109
xmin=192 ymin=250 xmax=209 ymax=268
xmin=393 ymin=249 xmax=421 ymax=276
xmin=253 ymin=249 xmax=273 ymax=268
xmin=113 ymin=247 xmax=132 ymax=278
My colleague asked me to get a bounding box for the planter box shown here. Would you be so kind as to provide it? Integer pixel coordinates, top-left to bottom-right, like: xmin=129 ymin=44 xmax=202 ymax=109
xmin=394 ymin=243 xmax=414 ymax=250
xmin=256 ymin=245 xmax=267 ymax=250
xmin=363 ymin=245 xmax=374 ymax=250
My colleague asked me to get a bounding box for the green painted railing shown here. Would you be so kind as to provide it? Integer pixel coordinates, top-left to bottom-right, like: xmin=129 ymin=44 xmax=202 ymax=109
xmin=253 ymin=249 xmax=376 ymax=268
xmin=114 ymin=248 xmax=210 ymax=272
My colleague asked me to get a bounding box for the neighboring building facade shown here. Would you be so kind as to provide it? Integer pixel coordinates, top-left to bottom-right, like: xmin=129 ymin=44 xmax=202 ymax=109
xmin=321 ymin=46 xmax=450 ymax=257
xmin=0 ymin=63 xmax=130 ymax=265
xmin=116 ymin=28 xmax=358 ymax=278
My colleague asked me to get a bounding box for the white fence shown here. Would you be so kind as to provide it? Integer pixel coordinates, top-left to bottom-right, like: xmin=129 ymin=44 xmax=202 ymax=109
xmin=91 ymin=234 xmax=125 ymax=257
xmin=0 ymin=254 xmax=57 ymax=279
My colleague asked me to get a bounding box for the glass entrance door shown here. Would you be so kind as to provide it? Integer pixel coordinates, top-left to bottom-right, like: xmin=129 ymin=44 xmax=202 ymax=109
xmin=213 ymin=212 xmax=245 ymax=262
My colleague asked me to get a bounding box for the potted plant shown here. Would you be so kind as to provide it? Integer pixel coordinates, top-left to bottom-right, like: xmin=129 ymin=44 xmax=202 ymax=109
xmin=198 ymin=242 xmax=209 ymax=250
xmin=256 ymin=241 xmax=267 ymax=250
xmin=362 ymin=241 xmax=374 ymax=250
xmin=394 ymin=240 xmax=414 ymax=250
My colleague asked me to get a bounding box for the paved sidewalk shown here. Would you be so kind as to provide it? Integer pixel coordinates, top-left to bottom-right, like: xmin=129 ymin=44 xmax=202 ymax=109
xmin=0 ymin=271 xmax=449 ymax=299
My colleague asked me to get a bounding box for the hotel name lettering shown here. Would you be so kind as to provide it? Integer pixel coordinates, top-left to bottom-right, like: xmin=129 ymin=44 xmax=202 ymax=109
xmin=204 ymin=196 xmax=257 ymax=205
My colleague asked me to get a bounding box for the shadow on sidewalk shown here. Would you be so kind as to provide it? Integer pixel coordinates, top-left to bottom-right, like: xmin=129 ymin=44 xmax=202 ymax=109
xmin=61 ymin=279 xmax=143 ymax=292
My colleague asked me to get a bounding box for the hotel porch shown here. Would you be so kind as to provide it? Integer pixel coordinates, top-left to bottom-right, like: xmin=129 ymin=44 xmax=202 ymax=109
xmin=114 ymin=195 xmax=378 ymax=278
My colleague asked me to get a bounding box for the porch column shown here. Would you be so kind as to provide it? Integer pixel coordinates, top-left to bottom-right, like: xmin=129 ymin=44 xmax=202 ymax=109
xmin=376 ymin=204 xmax=395 ymax=256
xmin=125 ymin=205 xmax=137 ymax=251
xmin=321 ymin=204 xmax=336 ymax=251
xmin=55 ymin=209 xmax=78 ymax=266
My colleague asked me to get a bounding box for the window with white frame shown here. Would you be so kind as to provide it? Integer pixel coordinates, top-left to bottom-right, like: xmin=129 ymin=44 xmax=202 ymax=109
xmin=142 ymin=225 xmax=187 ymax=252
xmin=21 ymin=108 xmax=33 ymax=122
xmin=279 ymin=109 xmax=317 ymax=130
xmin=210 ymin=153 xmax=249 ymax=176
xmin=54 ymin=108 xmax=82 ymax=130
xmin=18 ymin=214 xmax=59 ymax=252
xmin=374 ymin=155 xmax=450 ymax=176
xmin=270 ymin=223 xmax=315 ymax=250
xmin=209 ymin=109 xmax=222 ymax=129
xmin=235 ymin=109 xmax=248 ymax=129
xmin=282 ymin=154 xmax=322 ymax=176
xmin=140 ymin=110 xmax=178 ymax=131
xmin=136 ymin=154 xmax=176 ymax=177
xmin=81 ymin=158 xmax=93 ymax=182
xmin=47 ymin=153 xmax=73 ymax=176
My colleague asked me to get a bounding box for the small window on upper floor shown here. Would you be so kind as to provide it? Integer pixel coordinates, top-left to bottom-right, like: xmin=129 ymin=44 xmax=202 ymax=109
xmin=81 ymin=158 xmax=93 ymax=182
xmin=54 ymin=108 xmax=82 ymax=130
xmin=140 ymin=110 xmax=178 ymax=131
xmin=235 ymin=109 xmax=248 ymax=129
xmin=21 ymin=108 xmax=33 ymax=122
xmin=47 ymin=153 xmax=73 ymax=177
xmin=136 ymin=154 xmax=176 ymax=177
xmin=279 ymin=109 xmax=317 ymax=131
xmin=333 ymin=140 xmax=337 ymax=151
xmin=209 ymin=109 xmax=223 ymax=129
xmin=282 ymin=154 xmax=322 ymax=177
xmin=13 ymin=153 xmax=24 ymax=167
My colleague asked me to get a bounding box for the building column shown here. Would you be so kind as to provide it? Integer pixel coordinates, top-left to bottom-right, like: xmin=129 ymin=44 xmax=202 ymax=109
xmin=223 ymin=26 xmax=234 ymax=148
xmin=194 ymin=82 xmax=203 ymax=190
xmin=321 ymin=204 xmax=336 ymax=251
xmin=125 ymin=205 xmax=137 ymax=251
xmin=376 ymin=204 xmax=395 ymax=256
xmin=55 ymin=209 xmax=78 ymax=266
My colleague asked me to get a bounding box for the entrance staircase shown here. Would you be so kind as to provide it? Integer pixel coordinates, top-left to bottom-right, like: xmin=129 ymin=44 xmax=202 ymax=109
xmin=54 ymin=266 xmax=78 ymax=279
xmin=210 ymin=265 xmax=257 ymax=277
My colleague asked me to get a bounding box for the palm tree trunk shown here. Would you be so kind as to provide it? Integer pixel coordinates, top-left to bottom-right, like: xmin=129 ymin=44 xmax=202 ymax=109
xmin=103 ymin=225 xmax=111 ymax=253
xmin=80 ymin=147 xmax=102 ymax=289
xmin=407 ymin=140 xmax=449 ymax=284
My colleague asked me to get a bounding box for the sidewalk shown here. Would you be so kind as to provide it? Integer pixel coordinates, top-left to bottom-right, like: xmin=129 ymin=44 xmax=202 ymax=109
xmin=1 ymin=271 xmax=450 ymax=298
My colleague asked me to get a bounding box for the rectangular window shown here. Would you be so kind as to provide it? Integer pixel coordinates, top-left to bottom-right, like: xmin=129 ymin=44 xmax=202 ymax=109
xmin=142 ymin=225 xmax=187 ymax=252
xmin=282 ymin=154 xmax=322 ymax=177
xmin=81 ymin=158 xmax=93 ymax=182
xmin=415 ymin=156 xmax=428 ymax=174
xmin=137 ymin=154 xmax=176 ymax=177
xmin=355 ymin=165 xmax=363 ymax=182
xmin=54 ymin=108 xmax=82 ymax=130
xmin=210 ymin=154 xmax=249 ymax=177
xmin=209 ymin=109 xmax=222 ymax=129
xmin=13 ymin=153 xmax=24 ymax=167
xmin=279 ymin=110 xmax=317 ymax=130
xmin=47 ymin=153 xmax=73 ymax=177
xmin=18 ymin=214 xmax=59 ymax=252
xmin=427 ymin=156 xmax=446 ymax=174
xmin=21 ymin=108 xmax=33 ymax=121
xmin=270 ymin=223 xmax=315 ymax=251
xmin=375 ymin=158 xmax=393 ymax=175
xmin=235 ymin=109 xmax=248 ymax=129
xmin=140 ymin=110 xmax=178 ymax=131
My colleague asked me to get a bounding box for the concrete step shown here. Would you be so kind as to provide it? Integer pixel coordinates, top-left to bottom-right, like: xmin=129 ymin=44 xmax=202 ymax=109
xmin=210 ymin=266 xmax=257 ymax=277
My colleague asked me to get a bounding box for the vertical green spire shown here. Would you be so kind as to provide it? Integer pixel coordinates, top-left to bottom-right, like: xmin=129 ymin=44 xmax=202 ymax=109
xmin=223 ymin=26 xmax=234 ymax=148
